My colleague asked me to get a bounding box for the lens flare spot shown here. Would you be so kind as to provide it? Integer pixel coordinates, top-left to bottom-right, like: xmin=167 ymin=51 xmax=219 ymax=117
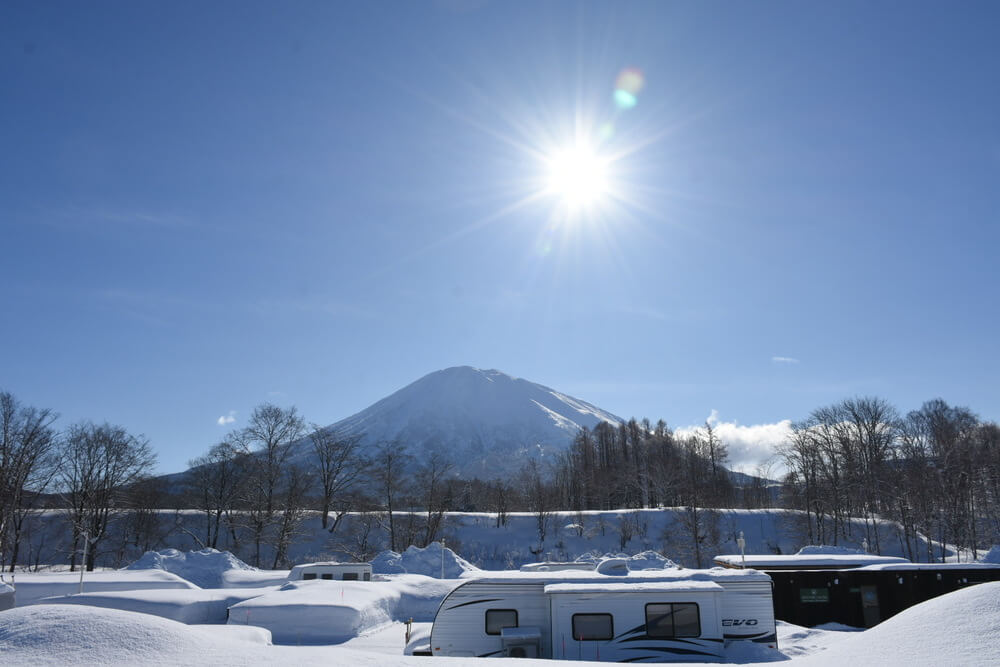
xmin=614 ymin=67 xmax=645 ymax=109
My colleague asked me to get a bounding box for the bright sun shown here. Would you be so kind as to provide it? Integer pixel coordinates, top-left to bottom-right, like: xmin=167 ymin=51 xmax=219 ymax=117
xmin=545 ymin=143 xmax=609 ymax=210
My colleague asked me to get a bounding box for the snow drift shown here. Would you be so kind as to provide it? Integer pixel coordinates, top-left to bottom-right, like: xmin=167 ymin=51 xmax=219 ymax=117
xmin=126 ymin=548 xmax=255 ymax=588
xmin=11 ymin=569 xmax=197 ymax=606
xmin=371 ymin=542 xmax=479 ymax=578
xmin=797 ymin=581 xmax=1000 ymax=666
xmin=226 ymin=575 xmax=458 ymax=644
xmin=0 ymin=605 xmax=272 ymax=666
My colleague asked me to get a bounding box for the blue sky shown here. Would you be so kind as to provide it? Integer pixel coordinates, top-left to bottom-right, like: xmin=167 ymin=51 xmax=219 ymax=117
xmin=3 ymin=0 xmax=998 ymax=474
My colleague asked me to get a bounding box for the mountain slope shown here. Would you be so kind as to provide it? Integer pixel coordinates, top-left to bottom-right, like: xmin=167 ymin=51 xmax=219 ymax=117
xmin=317 ymin=366 xmax=622 ymax=478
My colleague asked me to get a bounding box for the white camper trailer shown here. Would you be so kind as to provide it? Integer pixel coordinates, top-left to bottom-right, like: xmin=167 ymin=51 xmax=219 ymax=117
xmin=287 ymin=561 xmax=372 ymax=582
xmin=429 ymin=561 xmax=775 ymax=662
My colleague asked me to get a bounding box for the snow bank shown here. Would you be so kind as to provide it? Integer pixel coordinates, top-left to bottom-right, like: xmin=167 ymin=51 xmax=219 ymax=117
xmin=796 ymin=581 xmax=1000 ymax=666
xmin=221 ymin=568 xmax=290 ymax=588
xmin=34 ymin=587 xmax=270 ymax=624
xmin=797 ymin=545 xmax=867 ymax=556
xmin=126 ymin=548 xmax=255 ymax=588
xmin=11 ymin=569 xmax=197 ymax=606
xmin=227 ymin=575 xmax=458 ymax=644
xmin=0 ymin=581 xmax=14 ymax=611
xmin=981 ymin=545 xmax=1000 ymax=564
xmin=573 ymin=550 xmax=676 ymax=570
xmin=371 ymin=542 xmax=478 ymax=578
xmin=0 ymin=604 xmax=272 ymax=666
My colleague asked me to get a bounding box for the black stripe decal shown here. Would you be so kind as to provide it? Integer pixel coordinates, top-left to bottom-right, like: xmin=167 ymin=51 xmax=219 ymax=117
xmin=445 ymin=598 xmax=501 ymax=610
xmin=623 ymin=646 xmax=719 ymax=657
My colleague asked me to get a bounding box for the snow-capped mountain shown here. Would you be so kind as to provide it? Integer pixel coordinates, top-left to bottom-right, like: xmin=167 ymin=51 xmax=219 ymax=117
xmin=317 ymin=366 xmax=622 ymax=478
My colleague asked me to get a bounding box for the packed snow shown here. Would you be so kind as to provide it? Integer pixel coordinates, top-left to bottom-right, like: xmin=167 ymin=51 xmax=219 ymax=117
xmin=982 ymin=545 xmax=1000 ymax=564
xmin=793 ymin=581 xmax=1000 ymax=666
xmin=371 ymin=542 xmax=479 ymax=578
xmin=0 ymin=581 xmax=14 ymax=611
xmin=226 ymin=574 xmax=457 ymax=643
xmin=34 ymin=587 xmax=270 ymax=624
xmin=126 ymin=548 xmax=255 ymax=588
xmin=8 ymin=569 xmax=197 ymax=606
xmin=796 ymin=545 xmax=868 ymax=556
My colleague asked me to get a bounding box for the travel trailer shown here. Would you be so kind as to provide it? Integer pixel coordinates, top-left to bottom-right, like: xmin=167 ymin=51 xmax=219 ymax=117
xmin=287 ymin=561 xmax=372 ymax=582
xmin=428 ymin=559 xmax=775 ymax=661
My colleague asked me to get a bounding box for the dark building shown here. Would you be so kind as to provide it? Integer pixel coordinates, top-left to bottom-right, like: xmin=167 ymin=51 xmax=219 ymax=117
xmin=718 ymin=558 xmax=1000 ymax=628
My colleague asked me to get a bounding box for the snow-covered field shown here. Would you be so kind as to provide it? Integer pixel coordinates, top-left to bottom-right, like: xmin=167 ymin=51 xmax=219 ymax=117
xmin=2 ymin=545 xmax=998 ymax=665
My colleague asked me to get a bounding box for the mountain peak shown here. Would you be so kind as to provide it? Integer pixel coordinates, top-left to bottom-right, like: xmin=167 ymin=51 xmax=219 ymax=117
xmin=327 ymin=367 xmax=622 ymax=478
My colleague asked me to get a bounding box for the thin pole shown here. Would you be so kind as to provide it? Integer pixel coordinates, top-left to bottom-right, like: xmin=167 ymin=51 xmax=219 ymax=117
xmin=441 ymin=539 xmax=445 ymax=579
xmin=79 ymin=532 xmax=88 ymax=594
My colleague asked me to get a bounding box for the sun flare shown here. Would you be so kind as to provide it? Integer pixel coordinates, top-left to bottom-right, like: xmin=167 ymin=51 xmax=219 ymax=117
xmin=545 ymin=143 xmax=610 ymax=210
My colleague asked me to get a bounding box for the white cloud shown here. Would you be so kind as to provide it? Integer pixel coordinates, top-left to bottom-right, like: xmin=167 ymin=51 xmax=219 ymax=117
xmin=676 ymin=412 xmax=793 ymax=475
xmin=217 ymin=410 xmax=237 ymax=426
xmin=771 ymin=356 xmax=800 ymax=364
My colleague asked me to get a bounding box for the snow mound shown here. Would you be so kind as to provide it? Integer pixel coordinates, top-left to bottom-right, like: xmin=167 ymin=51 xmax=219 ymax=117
xmin=625 ymin=550 xmax=678 ymax=570
xmin=797 ymin=545 xmax=867 ymax=556
xmin=126 ymin=548 xmax=255 ymax=588
xmin=0 ymin=581 xmax=14 ymax=611
xmin=0 ymin=604 xmax=271 ymax=666
xmin=227 ymin=575 xmax=457 ymax=644
xmin=12 ymin=569 xmax=197 ymax=606
xmin=981 ymin=545 xmax=1000 ymax=564
xmin=371 ymin=543 xmax=479 ymax=578
xmin=797 ymin=581 xmax=1000 ymax=665
xmin=573 ymin=551 xmax=676 ymax=570
xmin=35 ymin=587 xmax=270 ymax=624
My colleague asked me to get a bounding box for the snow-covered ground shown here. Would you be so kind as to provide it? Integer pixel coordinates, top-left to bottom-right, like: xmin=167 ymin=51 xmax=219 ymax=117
xmin=3 ymin=584 xmax=998 ymax=665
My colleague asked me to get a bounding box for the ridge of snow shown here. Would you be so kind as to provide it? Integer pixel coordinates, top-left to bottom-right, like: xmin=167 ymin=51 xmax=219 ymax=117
xmin=126 ymin=548 xmax=255 ymax=588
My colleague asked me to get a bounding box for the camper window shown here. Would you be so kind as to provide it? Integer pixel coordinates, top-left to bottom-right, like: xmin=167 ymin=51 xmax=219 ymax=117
xmin=321 ymin=573 xmax=333 ymax=580
xmin=303 ymin=573 xmax=317 ymax=580
xmin=485 ymin=609 xmax=518 ymax=635
xmin=572 ymin=614 xmax=613 ymax=641
xmin=645 ymin=603 xmax=701 ymax=638
xmin=343 ymin=573 xmax=359 ymax=580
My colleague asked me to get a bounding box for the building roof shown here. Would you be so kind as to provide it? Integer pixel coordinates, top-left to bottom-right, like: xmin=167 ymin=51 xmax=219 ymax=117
xmin=713 ymin=554 xmax=910 ymax=570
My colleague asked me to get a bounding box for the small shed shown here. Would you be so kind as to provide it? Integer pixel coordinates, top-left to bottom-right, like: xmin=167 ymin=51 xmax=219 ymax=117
xmin=287 ymin=561 xmax=372 ymax=582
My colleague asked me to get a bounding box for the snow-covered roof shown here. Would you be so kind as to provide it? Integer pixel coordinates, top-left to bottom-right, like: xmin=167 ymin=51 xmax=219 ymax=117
xmin=713 ymin=554 xmax=910 ymax=569
xmin=461 ymin=566 xmax=771 ymax=585
xmin=519 ymin=562 xmax=596 ymax=572
xmin=544 ymin=580 xmax=723 ymax=594
xmin=854 ymin=562 xmax=1000 ymax=572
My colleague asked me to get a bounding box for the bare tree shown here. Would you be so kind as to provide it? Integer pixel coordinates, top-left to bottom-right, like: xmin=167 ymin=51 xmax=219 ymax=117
xmin=231 ymin=404 xmax=305 ymax=567
xmin=371 ymin=441 xmax=412 ymax=552
xmin=309 ymin=427 xmax=365 ymax=531
xmin=59 ymin=422 xmax=157 ymax=571
xmin=0 ymin=392 xmax=59 ymax=571
xmin=186 ymin=441 xmax=246 ymax=549
xmin=418 ymin=451 xmax=454 ymax=546
xmin=270 ymin=464 xmax=312 ymax=569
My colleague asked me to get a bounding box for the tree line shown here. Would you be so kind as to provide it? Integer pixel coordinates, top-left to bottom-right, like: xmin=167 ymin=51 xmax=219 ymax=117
xmin=779 ymin=397 xmax=1000 ymax=561
xmin=0 ymin=392 xmax=156 ymax=571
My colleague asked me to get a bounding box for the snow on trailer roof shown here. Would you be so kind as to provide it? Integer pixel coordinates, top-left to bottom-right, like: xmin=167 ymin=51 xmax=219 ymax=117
xmin=544 ymin=580 xmax=724 ymax=594
xmin=713 ymin=554 xmax=910 ymax=569
xmin=460 ymin=566 xmax=771 ymax=585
